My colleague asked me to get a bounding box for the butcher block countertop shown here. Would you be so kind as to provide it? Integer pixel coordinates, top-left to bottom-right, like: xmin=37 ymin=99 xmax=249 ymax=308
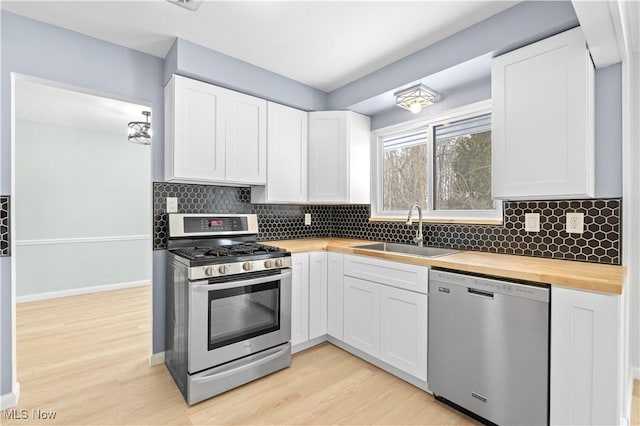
xmin=264 ymin=238 xmax=626 ymax=295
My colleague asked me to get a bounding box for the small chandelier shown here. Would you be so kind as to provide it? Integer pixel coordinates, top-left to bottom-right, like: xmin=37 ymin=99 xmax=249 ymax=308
xmin=128 ymin=111 xmax=151 ymax=145
xmin=394 ymin=84 xmax=438 ymax=114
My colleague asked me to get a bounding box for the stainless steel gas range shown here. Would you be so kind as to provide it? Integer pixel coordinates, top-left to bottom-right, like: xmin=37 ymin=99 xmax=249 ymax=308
xmin=165 ymin=213 xmax=292 ymax=405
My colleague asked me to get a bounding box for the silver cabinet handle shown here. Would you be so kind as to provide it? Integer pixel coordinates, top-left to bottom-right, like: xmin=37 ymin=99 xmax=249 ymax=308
xmin=191 ymin=270 xmax=292 ymax=292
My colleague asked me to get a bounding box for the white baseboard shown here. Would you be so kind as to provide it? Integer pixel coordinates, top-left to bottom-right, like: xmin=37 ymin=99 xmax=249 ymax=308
xmin=292 ymin=336 xmax=327 ymax=354
xmin=633 ymin=366 xmax=640 ymax=380
xmin=1 ymin=383 xmax=20 ymax=410
xmin=149 ymin=351 xmax=165 ymax=366
xmin=16 ymin=280 xmax=150 ymax=303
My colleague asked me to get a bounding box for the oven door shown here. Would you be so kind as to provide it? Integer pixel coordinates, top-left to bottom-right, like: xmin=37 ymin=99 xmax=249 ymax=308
xmin=188 ymin=269 xmax=292 ymax=373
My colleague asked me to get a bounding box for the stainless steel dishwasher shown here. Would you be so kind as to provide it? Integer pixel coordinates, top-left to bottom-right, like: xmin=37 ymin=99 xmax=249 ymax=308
xmin=428 ymin=269 xmax=550 ymax=426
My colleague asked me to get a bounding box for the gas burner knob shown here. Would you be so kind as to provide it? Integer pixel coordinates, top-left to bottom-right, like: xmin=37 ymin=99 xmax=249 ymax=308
xmin=264 ymin=260 xmax=274 ymax=268
xmin=204 ymin=266 xmax=215 ymax=277
xmin=243 ymin=262 xmax=254 ymax=271
xmin=275 ymin=259 xmax=283 ymax=267
xmin=218 ymin=265 xmax=230 ymax=274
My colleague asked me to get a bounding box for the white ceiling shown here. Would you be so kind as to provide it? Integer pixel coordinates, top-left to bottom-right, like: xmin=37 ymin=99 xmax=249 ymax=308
xmin=16 ymin=79 xmax=151 ymax=135
xmin=1 ymin=1 xmax=519 ymax=92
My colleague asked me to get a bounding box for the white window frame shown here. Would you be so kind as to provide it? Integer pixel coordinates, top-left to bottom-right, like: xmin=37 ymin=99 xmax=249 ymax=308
xmin=371 ymin=100 xmax=502 ymax=223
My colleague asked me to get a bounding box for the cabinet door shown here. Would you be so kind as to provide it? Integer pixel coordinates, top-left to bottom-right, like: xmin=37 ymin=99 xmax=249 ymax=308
xmin=550 ymin=286 xmax=621 ymax=425
xmin=308 ymin=112 xmax=348 ymax=202
xmin=379 ymin=286 xmax=427 ymax=381
xmin=492 ymin=27 xmax=594 ymax=199
xmin=225 ymin=92 xmax=267 ymax=184
xmin=308 ymin=252 xmax=328 ymax=340
xmin=343 ymin=276 xmax=380 ymax=357
xmin=291 ymin=253 xmax=309 ymax=346
xmin=266 ymin=102 xmax=308 ymax=202
xmin=327 ymin=252 xmax=344 ymax=340
xmin=169 ymin=75 xmax=226 ymax=181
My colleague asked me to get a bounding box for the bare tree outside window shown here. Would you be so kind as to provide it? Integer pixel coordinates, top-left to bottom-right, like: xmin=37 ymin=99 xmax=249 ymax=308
xmin=434 ymin=129 xmax=492 ymax=210
xmin=382 ymin=138 xmax=427 ymax=211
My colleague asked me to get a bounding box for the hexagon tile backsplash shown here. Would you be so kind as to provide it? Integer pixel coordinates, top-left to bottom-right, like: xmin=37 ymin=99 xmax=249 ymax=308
xmin=153 ymin=183 xmax=621 ymax=265
xmin=0 ymin=196 xmax=9 ymax=257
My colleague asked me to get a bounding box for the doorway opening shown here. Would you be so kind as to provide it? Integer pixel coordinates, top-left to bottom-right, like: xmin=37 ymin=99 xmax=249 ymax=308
xmin=10 ymin=75 xmax=153 ymax=411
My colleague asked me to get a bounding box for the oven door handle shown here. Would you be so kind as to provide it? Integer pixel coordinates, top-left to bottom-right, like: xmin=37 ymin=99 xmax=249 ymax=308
xmin=191 ymin=344 xmax=290 ymax=384
xmin=191 ymin=270 xmax=292 ymax=292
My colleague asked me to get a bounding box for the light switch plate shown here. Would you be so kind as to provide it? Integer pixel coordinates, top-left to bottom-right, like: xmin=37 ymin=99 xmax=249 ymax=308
xmin=166 ymin=197 xmax=178 ymax=213
xmin=304 ymin=213 xmax=312 ymax=226
xmin=524 ymin=213 xmax=540 ymax=232
xmin=566 ymin=212 xmax=584 ymax=234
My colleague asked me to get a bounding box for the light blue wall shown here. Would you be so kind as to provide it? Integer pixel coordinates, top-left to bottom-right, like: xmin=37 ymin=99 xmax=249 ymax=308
xmin=594 ymin=63 xmax=622 ymax=198
xmin=0 ymin=11 xmax=164 ymax=395
xmin=166 ymin=38 xmax=327 ymax=111
xmin=14 ymin=119 xmax=150 ymax=297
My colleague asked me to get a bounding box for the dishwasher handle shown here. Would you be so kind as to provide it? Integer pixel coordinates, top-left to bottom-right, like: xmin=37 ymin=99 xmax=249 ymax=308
xmin=468 ymin=287 xmax=494 ymax=299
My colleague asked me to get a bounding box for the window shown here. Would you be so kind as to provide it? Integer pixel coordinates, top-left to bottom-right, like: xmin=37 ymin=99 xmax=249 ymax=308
xmin=373 ymin=101 xmax=501 ymax=222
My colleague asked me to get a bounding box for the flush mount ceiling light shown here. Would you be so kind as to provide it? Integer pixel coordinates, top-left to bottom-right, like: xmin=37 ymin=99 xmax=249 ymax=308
xmin=128 ymin=111 xmax=151 ymax=145
xmin=166 ymin=0 xmax=202 ymax=11
xmin=394 ymin=84 xmax=438 ymax=114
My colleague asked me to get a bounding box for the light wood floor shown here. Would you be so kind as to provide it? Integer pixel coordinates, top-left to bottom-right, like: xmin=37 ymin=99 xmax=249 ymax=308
xmin=4 ymin=285 xmax=478 ymax=425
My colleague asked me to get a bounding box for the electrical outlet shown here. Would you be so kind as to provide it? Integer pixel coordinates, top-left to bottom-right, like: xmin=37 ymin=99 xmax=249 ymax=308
xmin=304 ymin=213 xmax=312 ymax=226
xmin=566 ymin=212 xmax=584 ymax=234
xmin=524 ymin=213 xmax=540 ymax=232
xmin=166 ymin=197 xmax=178 ymax=213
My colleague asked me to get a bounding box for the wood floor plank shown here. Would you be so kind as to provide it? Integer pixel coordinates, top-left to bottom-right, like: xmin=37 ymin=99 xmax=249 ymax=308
xmin=3 ymin=286 xmax=480 ymax=425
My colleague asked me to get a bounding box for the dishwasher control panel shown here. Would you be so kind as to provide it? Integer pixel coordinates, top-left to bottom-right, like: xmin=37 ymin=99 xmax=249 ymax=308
xmin=429 ymin=269 xmax=549 ymax=302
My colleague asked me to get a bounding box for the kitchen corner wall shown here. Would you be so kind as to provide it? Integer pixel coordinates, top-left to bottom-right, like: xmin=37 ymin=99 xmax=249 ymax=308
xmin=153 ymin=183 xmax=621 ymax=265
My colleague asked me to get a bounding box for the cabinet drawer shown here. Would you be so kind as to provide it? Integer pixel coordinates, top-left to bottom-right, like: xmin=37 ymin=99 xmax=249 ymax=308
xmin=343 ymin=255 xmax=428 ymax=294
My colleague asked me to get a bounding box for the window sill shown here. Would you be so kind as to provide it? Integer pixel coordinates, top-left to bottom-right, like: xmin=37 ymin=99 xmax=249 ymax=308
xmin=368 ymin=216 xmax=503 ymax=226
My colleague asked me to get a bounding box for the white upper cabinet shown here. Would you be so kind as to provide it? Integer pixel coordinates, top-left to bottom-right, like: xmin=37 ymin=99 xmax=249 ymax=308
xmin=165 ymin=74 xmax=226 ymax=182
xmin=308 ymin=111 xmax=371 ymax=203
xmin=165 ymin=74 xmax=267 ymax=185
xmin=492 ymin=27 xmax=594 ymax=199
xmin=252 ymin=102 xmax=308 ymax=203
xmin=225 ymin=91 xmax=267 ymax=184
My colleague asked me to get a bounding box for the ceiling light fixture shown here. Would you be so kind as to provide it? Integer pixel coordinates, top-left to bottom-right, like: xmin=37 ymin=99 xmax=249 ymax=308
xmin=166 ymin=0 xmax=202 ymax=11
xmin=394 ymin=84 xmax=438 ymax=114
xmin=128 ymin=111 xmax=151 ymax=145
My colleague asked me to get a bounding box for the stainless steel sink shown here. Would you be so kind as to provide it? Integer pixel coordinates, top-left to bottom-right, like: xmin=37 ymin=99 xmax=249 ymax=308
xmin=354 ymin=242 xmax=458 ymax=258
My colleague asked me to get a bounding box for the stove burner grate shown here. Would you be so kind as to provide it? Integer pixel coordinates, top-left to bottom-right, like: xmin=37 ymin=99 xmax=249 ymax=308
xmin=173 ymin=243 xmax=282 ymax=261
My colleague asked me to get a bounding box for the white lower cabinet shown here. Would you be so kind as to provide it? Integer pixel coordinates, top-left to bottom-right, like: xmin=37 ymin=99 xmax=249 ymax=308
xmin=344 ymin=276 xmax=381 ymax=357
xmin=327 ymin=252 xmax=344 ymax=340
xmin=343 ymin=254 xmax=429 ymax=383
xmin=290 ymin=251 xmax=328 ymax=349
xmin=291 ymin=253 xmax=309 ymax=346
xmin=379 ymin=285 xmax=427 ymax=381
xmin=308 ymin=252 xmax=328 ymax=340
xmin=550 ymin=286 xmax=623 ymax=425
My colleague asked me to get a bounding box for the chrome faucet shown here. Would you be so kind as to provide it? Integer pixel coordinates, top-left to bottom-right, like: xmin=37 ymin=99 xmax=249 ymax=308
xmin=406 ymin=204 xmax=424 ymax=247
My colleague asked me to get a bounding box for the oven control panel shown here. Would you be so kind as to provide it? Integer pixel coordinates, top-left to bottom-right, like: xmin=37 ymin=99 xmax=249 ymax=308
xmin=168 ymin=213 xmax=259 ymax=238
xmin=185 ymin=217 xmax=244 ymax=233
